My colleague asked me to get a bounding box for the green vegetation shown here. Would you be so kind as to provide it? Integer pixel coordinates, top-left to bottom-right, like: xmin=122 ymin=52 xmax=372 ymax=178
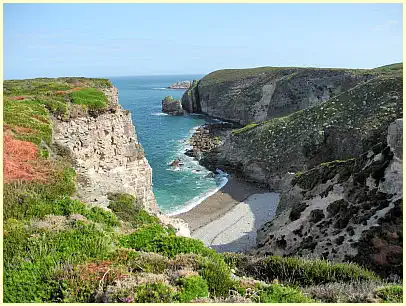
xmin=232 ymin=122 xmax=259 ymax=135
xmin=3 ymin=76 xmax=402 ymax=303
xmin=224 ymin=253 xmax=378 ymax=286
xmin=70 ymin=88 xmax=108 ymax=110
xmin=4 ymin=98 xmax=53 ymax=145
xmin=375 ymin=284 xmax=403 ymax=303
xmin=255 ymin=284 xmax=314 ymax=303
xmin=177 ymin=275 xmax=209 ymax=302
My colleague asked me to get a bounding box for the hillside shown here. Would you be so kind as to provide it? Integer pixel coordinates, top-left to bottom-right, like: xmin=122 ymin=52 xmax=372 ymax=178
xmin=181 ymin=63 xmax=402 ymax=126
xmin=179 ymin=64 xmax=402 ymax=280
xmin=2 ymin=77 xmax=402 ymax=303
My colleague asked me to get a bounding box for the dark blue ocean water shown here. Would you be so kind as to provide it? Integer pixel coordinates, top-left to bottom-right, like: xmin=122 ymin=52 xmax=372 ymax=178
xmin=110 ymin=75 xmax=228 ymax=215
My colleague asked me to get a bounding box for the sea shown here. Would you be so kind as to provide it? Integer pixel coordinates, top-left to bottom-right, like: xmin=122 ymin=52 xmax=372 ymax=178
xmin=110 ymin=75 xmax=228 ymax=215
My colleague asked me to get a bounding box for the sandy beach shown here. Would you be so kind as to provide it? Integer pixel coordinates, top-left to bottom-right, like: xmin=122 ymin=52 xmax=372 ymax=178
xmin=177 ymin=176 xmax=280 ymax=252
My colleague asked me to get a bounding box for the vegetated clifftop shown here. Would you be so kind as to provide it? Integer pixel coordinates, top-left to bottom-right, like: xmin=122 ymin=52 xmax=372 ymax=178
xmin=181 ymin=66 xmax=394 ymax=125
xmin=256 ymin=119 xmax=403 ymax=279
xmin=3 ymin=77 xmax=402 ymax=303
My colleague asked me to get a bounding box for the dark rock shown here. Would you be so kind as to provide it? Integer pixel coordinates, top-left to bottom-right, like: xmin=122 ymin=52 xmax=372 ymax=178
xmin=162 ymin=96 xmax=184 ymax=115
xmin=309 ymin=209 xmax=325 ymax=223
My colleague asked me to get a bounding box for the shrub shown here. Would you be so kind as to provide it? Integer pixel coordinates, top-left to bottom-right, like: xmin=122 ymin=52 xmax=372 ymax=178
xmin=108 ymin=192 xmax=159 ymax=227
xmin=132 ymin=282 xmax=176 ymax=303
xmin=70 ymin=88 xmax=107 ymax=110
xmin=110 ymin=249 xmax=171 ymax=274
xmin=199 ymin=256 xmax=234 ymax=297
xmin=302 ymin=280 xmax=390 ymax=303
xmin=223 ymin=253 xmax=378 ymax=286
xmin=177 ymin=275 xmax=209 ymax=302
xmin=119 ymin=223 xmax=170 ymax=251
xmin=85 ymin=206 xmax=120 ymax=227
xmin=119 ymin=227 xmax=234 ymax=297
xmin=375 ymin=285 xmax=403 ymax=303
xmin=254 ymin=284 xmax=313 ymax=303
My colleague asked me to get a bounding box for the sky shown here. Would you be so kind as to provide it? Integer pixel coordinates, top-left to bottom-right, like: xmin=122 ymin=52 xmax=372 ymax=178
xmin=3 ymin=3 xmax=403 ymax=80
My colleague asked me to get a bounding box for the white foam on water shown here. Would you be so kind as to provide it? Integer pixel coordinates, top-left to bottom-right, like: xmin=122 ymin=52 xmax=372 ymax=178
xmin=152 ymin=87 xmax=168 ymax=90
xmin=151 ymin=112 xmax=169 ymax=116
xmin=166 ymin=171 xmax=229 ymax=216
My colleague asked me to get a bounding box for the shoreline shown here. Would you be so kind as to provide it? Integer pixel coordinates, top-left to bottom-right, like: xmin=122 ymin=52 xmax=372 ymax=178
xmin=177 ymin=175 xmax=269 ymax=233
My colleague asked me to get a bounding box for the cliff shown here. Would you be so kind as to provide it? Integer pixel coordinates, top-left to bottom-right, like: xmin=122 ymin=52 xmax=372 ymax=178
xmin=188 ymin=66 xmax=402 ymax=189
xmin=53 ymin=86 xmax=157 ymax=211
xmin=181 ymin=67 xmax=387 ymax=125
xmin=256 ymin=119 xmax=403 ymax=279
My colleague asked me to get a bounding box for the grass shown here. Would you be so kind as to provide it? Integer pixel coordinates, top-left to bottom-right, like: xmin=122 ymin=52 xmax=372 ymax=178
xmin=232 ymin=122 xmax=259 ymax=135
xmin=70 ymin=88 xmax=108 ymax=110
xmin=4 ymin=98 xmax=52 ymax=145
xmin=3 ymin=220 xmax=116 ymax=302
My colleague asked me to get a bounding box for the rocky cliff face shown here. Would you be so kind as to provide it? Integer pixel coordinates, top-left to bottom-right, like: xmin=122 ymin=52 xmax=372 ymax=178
xmin=182 ymin=67 xmax=378 ymax=125
xmin=255 ymin=119 xmax=403 ymax=279
xmin=194 ymin=73 xmax=403 ymax=189
xmin=53 ymin=86 xmax=189 ymax=235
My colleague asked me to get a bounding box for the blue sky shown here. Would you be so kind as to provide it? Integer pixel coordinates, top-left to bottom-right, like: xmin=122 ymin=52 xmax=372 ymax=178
xmin=3 ymin=3 xmax=403 ymax=79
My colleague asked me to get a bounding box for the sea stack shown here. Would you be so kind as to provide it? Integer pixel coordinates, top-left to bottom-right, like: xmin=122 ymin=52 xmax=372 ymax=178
xmin=162 ymin=96 xmax=184 ymax=115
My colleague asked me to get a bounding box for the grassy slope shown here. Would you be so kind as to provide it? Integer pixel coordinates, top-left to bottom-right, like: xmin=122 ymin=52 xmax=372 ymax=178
xmin=3 ymin=77 xmax=402 ymax=303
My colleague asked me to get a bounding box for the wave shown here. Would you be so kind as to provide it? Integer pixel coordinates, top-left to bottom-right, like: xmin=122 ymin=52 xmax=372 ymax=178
xmin=166 ymin=171 xmax=229 ymax=216
xmin=151 ymin=112 xmax=169 ymax=116
xmin=152 ymin=87 xmax=168 ymax=90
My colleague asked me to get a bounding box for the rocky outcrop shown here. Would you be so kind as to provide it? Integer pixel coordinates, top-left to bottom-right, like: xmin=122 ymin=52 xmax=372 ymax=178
xmin=184 ymin=123 xmax=234 ymax=159
xmin=255 ymin=119 xmax=403 ymax=279
xmin=162 ymin=96 xmax=184 ymax=115
xmin=191 ymin=73 xmax=403 ymax=188
xmin=182 ymin=67 xmax=380 ymax=125
xmin=53 ymin=86 xmax=190 ymax=236
xmin=168 ymin=80 xmax=191 ymax=89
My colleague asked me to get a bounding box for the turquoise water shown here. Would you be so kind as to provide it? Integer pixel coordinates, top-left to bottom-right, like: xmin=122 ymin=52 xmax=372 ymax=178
xmin=110 ymin=75 xmax=227 ymax=215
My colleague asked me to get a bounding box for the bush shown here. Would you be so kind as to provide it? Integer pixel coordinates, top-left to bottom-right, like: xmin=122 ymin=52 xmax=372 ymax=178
xmin=375 ymin=285 xmax=403 ymax=303
xmin=132 ymin=282 xmax=176 ymax=303
xmin=199 ymin=256 xmax=234 ymax=297
xmin=110 ymin=249 xmax=170 ymax=274
xmin=255 ymin=284 xmax=313 ymax=303
xmin=119 ymin=226 xmax=234 ymax=297
xmin=108 ymin=192 xmax=159 ymax=227
xmin=302 ymin=280 xmax=391 ymax=303
xmin=119 ymin=223 xmax=170 ymax=251
xmin=177 ymin=275 xmax=209 ymax=302
xmin=223 ymin=253 xmax=378 ymax=286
